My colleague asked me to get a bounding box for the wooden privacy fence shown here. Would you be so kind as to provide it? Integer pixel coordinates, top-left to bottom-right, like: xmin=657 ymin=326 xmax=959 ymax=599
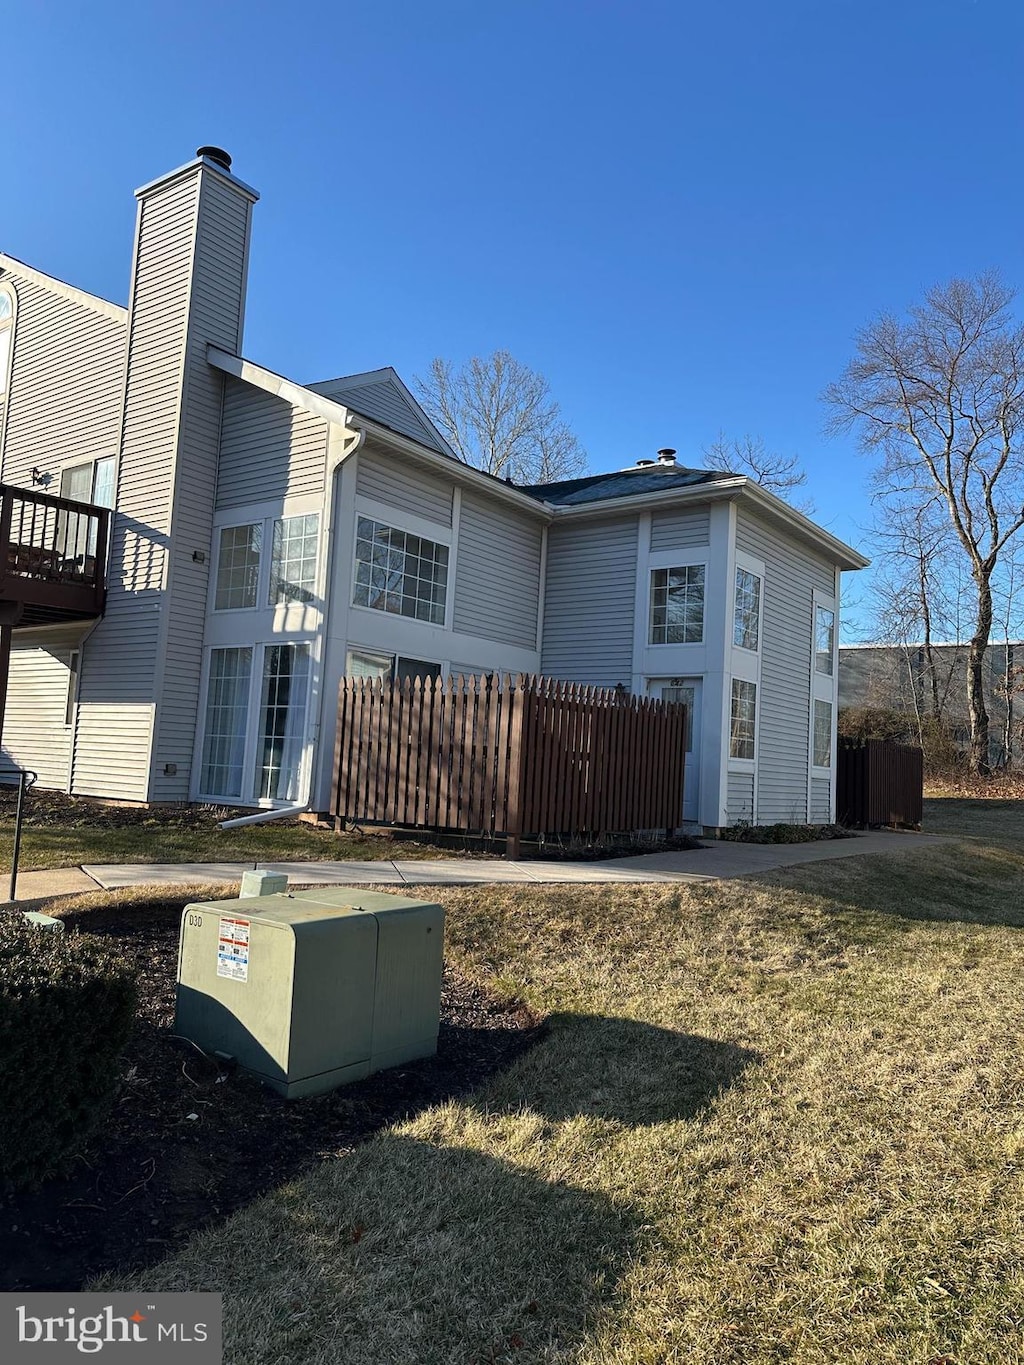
xmin=333 ymin=674 xmax=688 ymax=854
xmin=836 ymin=739 xmax=923 ymax=828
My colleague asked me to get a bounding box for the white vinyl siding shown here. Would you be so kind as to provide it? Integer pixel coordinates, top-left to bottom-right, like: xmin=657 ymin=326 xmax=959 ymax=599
xmin=726 ymin=770 xmax=755 ymax=825
xmin=453 ymin=490 xmax=543 ymax=649
xmin=649 ymin=505 xmax=711 ymax=552
xmin=153 ymin=171 xmax=254 ymax=801
xmin=735 ymin=507 xmax=835 ymax=824
xmin=5 ymin=630 xmax=85 ymax=790
xmin=811 ymin=776 xmax=831 ymax=824
xmin=308 ymin=372 xmax=450 ymax=455
xmin=70 ymin=165 xmax=256 ymax=802
xmin=0 ymin=271 xmax=125 ymax=490
xmin=216 ymin=377 xmax=329 ymax=508
xmin=355 ymin=443 xmax=453 ymax=528
xmin=541 ymin=517 xmax=638 ymax=687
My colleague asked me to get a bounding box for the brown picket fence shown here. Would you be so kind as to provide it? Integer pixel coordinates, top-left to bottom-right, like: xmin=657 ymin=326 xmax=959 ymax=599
xmin=332 ymin=674 xmax=688 ymax=854
xmin=836 ymin=738 xmax=923 ymax=827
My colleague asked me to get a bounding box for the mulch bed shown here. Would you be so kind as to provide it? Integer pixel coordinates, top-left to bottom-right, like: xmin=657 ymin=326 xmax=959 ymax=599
xmin=0 ymin=900 xmax=544 ymax=1292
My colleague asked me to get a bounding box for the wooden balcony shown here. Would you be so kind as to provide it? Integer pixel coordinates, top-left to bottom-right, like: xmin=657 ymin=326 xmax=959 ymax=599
xmin=0 ymin=484 xmax=109 ymax=627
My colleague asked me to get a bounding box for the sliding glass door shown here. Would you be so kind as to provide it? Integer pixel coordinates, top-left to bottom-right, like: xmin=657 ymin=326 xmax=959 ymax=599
xmin=254 ymin=643 xmax=312 ymax=801
xmin=198 ymin=641 xmax=312 ymax=804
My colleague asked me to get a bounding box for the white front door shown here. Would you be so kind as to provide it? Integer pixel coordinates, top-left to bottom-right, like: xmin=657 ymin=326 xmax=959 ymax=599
xmin=648 ymin=677 xmax=702 ymax=825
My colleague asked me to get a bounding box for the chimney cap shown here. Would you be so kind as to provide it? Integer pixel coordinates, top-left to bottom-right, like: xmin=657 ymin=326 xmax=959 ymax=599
xmin=197 ymin=146 xmax=232 ymax=172
xmin=635 ymin=458 xmax=655 ymax=467
xmin=657 ymin=448 xmax=677 ymax=464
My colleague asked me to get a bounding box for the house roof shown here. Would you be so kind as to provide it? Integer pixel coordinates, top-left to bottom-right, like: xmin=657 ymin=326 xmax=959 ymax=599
xmin=306 ymin=367 xmax=458 ymax=461
xmin=521 ymin=463 xmax=728 ymax=506
xmin=212 ymin=347 xmax=869 ymax=572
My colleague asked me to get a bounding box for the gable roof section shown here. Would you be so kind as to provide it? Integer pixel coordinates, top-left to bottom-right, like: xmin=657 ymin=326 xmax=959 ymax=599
xmin=306 ymin=367 xmax=458 ymax=461
xmin=0 ymin=252 xmax=127 ymax=324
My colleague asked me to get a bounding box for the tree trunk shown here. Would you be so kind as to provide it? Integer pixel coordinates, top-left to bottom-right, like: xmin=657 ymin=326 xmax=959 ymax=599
xmin=967 ymin=575 xmax=993 ymax=775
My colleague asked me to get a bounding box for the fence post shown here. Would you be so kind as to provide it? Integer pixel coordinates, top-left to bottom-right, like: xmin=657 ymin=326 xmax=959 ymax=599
xmin=504 ymin=675 xmax=526 ymax=858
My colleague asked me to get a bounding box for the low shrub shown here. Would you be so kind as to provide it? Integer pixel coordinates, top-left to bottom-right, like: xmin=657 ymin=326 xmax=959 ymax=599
xmin=718 ymin=822 xmax=857 ymax=844
xmin=0 ymin=913 xmax=137 ymax=1191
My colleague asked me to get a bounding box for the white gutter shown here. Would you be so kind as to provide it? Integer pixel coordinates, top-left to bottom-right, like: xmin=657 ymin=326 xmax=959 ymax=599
xmin=216 ymin=413 xmax=364 ymax=831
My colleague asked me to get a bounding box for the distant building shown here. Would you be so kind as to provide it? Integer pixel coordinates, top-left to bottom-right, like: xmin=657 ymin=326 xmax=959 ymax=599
xmin=838 ymin=641 xmax=1023 ymax=766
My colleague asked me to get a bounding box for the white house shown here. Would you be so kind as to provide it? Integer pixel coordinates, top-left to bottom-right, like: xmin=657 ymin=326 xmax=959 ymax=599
xmin=0 ymin=147 xmax=867 ymax=833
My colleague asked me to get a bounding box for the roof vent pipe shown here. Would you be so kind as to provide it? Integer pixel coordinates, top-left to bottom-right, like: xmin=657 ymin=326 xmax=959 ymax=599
xmin=657 ymin=448 xmax=677 ymax=465
xmin=196 ymin=146 xmax=232 ymax=172
xmin=635 ymin=458 xmax=655 ymax=468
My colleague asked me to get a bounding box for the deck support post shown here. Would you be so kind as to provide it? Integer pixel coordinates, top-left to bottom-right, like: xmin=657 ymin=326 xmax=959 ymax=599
xmin=0 ymin=602 xmax=24 ymax=752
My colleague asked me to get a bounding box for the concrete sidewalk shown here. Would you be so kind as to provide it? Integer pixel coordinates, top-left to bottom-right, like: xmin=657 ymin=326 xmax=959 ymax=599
xmin=3 ymin=828 xmax=940 ymax=899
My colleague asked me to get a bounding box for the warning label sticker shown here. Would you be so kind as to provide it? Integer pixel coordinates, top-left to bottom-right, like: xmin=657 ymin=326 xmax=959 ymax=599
xmin=217 ymin=916 xmax=250 ymax=982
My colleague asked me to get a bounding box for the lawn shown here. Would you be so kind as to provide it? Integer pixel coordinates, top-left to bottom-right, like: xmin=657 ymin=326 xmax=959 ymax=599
xmin=91 ymin=802 xmax=1024 ymax=1363
xmin=0 ymin=790 xmax=458 ymax=870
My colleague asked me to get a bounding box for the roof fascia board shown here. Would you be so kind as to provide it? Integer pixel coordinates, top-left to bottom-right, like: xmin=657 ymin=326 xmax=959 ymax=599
xmin=208 ymin=345 xmax=360 ymax=430
xmin=738 ymin=480 xmax=870 ymax=571
xmin=0 ymin=253 xmax=127 ymax=323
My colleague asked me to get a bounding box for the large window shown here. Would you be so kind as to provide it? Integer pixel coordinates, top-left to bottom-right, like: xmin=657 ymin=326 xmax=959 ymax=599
xmin=650 ymin=565 xmax=705 ymax=644
xmin=200 ymin=647 xmax=253 ymax=797
xmin=270 ymin=513 xmax=319 ymax=606
xmin=814 ymin=698 xmax=833 ymax=768
xmin=353 ymin=517 xmax=449 ymax=625
xmin=214 ymin=524 xmax=262 ymax=611
xmin=730 ymin=678 xmax=757 ymax=760
xmin=733 ymin=567 xmax=761 ymax=651
xmin=815 ymin=606 xmax=835 ymax=676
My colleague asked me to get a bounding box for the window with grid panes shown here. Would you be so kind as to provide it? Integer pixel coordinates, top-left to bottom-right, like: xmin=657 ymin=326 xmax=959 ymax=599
xmin=814 ymin=698 xmax=833 ymax=767
xmin=214 ymin=524 xmax=262 ymax=610
xmin=649 ymin=564 xmax=705 ymax=644
xmin=733 ymin=567 xmax=761 ymax=650
xmin=730 ymin=678 xmax=757 ymax=760
xmin=352 ymin=517 xmax=449 ymax=624
xmin=269 ymin=513 xmax=319 ymax=605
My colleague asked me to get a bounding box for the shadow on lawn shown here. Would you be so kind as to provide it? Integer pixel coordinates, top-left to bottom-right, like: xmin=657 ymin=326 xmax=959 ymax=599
xmin=134 ymin=1018 xmax=758 ymax=1365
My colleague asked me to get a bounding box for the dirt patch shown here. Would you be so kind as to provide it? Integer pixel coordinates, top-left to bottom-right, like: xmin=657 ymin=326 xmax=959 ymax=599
xmin=0 ymin=900 xmax=543 ymax=1292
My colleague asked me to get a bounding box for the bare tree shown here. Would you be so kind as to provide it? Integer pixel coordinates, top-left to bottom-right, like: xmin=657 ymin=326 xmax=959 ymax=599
xmin=867 ymin=497 xmax=960 ymax=723
xmin=826 ymin=274 xmax=1024 ymax=774
xmin=415 ymin=350 xmax=586 ymax=484
xmin=703 ymin=433 xmax=813 ymax=512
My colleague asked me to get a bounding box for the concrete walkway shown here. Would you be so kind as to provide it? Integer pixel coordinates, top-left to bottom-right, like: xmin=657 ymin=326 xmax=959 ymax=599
xmin=5 ymin=830 xmax=945 ymax=903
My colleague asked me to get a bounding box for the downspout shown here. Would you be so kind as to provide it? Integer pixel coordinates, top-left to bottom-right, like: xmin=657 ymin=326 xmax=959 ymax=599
xmin=219 ymin=416 xmax=364 ymax=830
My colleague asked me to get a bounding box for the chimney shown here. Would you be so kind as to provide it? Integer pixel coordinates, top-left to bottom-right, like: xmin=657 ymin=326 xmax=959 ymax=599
xmin=115 ymin=148 xmax=259 ymax=800
xmin=657 ymin=448 xmax=677 ymax=466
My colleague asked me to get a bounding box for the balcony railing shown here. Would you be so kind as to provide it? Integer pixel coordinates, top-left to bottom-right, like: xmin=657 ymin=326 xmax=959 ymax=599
xmin=0 ymin=483 xmax=109 ymax=622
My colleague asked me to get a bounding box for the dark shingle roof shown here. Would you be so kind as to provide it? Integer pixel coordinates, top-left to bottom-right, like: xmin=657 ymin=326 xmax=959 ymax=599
xmin=520 ymin=464 xmax=734 ymax=507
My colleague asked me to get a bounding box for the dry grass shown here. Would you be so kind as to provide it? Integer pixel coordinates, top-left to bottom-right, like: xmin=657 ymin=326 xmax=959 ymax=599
xmin=94 ymin=807 xmax=1024 ymax=1363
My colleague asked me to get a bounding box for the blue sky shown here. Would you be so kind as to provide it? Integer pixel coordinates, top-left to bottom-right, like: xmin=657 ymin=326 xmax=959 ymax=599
xmin=4 ymin=0 xmax=1023 ymax=634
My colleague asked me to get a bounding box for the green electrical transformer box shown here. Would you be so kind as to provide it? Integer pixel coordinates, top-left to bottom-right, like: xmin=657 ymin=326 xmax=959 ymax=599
xmin=174 ymin=887 xmax=445 ymax=1099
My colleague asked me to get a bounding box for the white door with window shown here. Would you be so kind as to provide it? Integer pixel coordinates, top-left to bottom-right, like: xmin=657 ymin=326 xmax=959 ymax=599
xmin=648 ymin=677 xmax=702 ymax=825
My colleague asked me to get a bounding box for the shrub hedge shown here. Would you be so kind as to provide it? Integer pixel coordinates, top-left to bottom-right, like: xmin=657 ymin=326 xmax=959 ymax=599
xmin=0 ymin=913 xmax=137 ymax=1190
